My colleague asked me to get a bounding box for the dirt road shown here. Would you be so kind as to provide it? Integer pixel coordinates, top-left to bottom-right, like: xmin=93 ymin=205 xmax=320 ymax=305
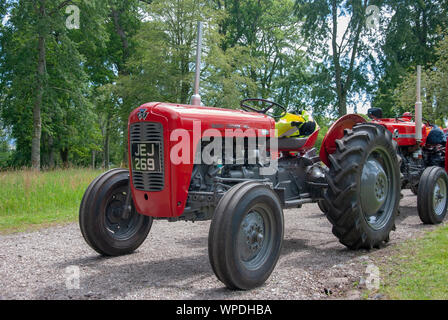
xmin=0 ymin=190 xmax=443 ymax=300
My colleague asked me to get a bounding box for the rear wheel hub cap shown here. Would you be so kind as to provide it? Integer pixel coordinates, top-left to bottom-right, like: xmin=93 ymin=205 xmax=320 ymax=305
xmin=361 ymin=159 xmax=389 ymax=216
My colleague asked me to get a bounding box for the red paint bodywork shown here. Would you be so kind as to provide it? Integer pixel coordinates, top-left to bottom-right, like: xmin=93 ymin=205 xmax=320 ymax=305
xmin=370 ymin=118 xmax=430 ymax=146
xmin=128 ymin=102 xmax=275 ymax=218
xmin=372 ymin=117 xmax=448 ymax=173
xmin=130 ymin=103 xmax=418 ymax=218
xmin=319 ymin=114 xmax=367 ymax=167
xmin=128 ymin=102 xmax=448 ymax=219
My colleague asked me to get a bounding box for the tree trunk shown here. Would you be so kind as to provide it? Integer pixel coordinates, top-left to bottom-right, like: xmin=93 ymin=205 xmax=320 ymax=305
xmin=48 ymin=135 xmax=55 ymax=169
xmin=31 ymin=1 xmax=47 ymax=170
xmin=331 ymin=0 xmax=366 ymax=117
xmin=60 ymin=147 xmax=69 ymax=167
xmin=331 ymin=0 xmax=345 ymax=116
xmin=104 ymin=118 xmax=110 ymax=170
xmin=92 ymin=150 xmax=96 ymax=170
xmin=111 ymin=8 xmax=131 ymax=165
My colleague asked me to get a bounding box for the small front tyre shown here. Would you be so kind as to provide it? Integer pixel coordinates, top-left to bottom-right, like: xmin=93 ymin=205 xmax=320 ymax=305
xmin=417 ymin=166 xmax=448 ymax=224
xmin=208 ymin=182 xmax=284 ymax=290
xmin=79 ymin=169 xmax=153 ymax=256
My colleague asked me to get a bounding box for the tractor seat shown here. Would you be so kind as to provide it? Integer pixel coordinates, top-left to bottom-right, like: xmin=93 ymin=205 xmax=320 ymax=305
xmin=275 ymin=137 xmax=308 ymax=151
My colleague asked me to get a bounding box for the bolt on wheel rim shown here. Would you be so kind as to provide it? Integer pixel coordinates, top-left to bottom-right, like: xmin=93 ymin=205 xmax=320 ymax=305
xmin=360 ymin=147 xmax=396 ymax=230
xmin=237 ymin=205 xmax=273 ymax=270
xmin=433 ymin=177 xmax=447 ymax=216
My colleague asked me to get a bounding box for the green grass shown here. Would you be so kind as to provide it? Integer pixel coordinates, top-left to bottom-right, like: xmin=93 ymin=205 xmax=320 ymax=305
xmin=0 ymin=169 xmax=103 ymax=233
xmin=379 ymin=225 xmax=448 ymax=300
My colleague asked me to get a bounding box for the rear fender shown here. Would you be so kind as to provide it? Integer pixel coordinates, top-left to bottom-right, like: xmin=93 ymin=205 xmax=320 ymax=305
xmin=319 ymin=114 xmax=367 ymax=167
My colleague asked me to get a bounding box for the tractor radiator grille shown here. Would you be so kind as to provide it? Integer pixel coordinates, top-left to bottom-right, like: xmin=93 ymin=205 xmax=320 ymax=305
xmin=130 ymin=122 xmax=165 ymax=192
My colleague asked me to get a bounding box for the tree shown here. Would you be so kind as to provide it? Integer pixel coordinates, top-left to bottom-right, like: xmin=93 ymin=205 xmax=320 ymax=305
xmin=121 ymin=0 xmax=313 ymax=115
xmin=118 ymin=0 xmax=205 ymax=107
xmin=210 ymin=0 xmax=312 ymax=112
xmin=392 ymin=34 xmax=448 ymax=125
xmin=0 ymin=0 xmax=107 ymax=169
xmin=104 ymin=0 xmax=148 ymax=164
xmin=373 ymin=0 xmax=448 ymax=116
xmin=295 ymin=0 xmax=377 ymax=116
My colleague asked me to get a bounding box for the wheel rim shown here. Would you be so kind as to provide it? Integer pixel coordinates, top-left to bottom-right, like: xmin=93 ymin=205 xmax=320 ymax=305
xmin=360 ymin=147 xmax=397 ymax=230
xmin=433 ymin=177 xmax=447 ymax=216
xmin=237 ymin=204 xmax=273 ymax=270
xmin=104 ymin=186 xmax=144 ymax=240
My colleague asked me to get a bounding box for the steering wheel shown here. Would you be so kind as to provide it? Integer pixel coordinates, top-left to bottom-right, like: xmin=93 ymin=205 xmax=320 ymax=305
xmin=240 ymin=98 xmax=287 ymax=120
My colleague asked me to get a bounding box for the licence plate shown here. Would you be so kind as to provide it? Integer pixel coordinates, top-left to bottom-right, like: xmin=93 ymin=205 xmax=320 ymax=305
xmin=131 ymin=142 xmax=162 ymax=173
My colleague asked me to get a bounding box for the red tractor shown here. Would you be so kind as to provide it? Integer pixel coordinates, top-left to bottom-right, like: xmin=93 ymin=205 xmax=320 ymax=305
xmin=79 ymin=99 xmax=402 ymax=290
xmin=359 ymin=66 xmax=448 ymax=225
xmin=78 ymin=23 xmax=404 ymax=290
xmin=365 ymin=107 xmax=448 ymax=224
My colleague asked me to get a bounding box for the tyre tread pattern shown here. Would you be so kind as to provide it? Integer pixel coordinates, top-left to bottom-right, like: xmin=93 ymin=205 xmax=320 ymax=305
xmin=324 ymin=124 xmax=401 ymax=250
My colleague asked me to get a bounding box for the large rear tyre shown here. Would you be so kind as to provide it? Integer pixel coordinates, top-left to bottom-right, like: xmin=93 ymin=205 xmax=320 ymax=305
xmin=79 ymin=169 xmax=153 ymax=256
xmin=417 ymin=166 xmax=448 ymax=224
xmin=208 ymin=182 xmax=284 ymax=290
xmin=324 ymin=123 xmax=401 ymax=250
xmin=318 ymin=199 xmax=329 ymax=214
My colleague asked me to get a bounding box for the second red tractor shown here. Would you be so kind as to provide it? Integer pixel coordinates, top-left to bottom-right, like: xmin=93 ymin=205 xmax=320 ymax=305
xmin=366 ymin=107 xmax=448 ymax=224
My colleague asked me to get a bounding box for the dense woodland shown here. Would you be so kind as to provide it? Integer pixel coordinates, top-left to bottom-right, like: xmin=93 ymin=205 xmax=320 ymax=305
xmin=0 ymin=0 xmax=447 ymax=170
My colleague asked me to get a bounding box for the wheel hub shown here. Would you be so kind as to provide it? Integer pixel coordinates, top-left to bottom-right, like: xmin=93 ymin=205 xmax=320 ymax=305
xmin=239 ymin=211 xmax=265 ymax=262
xmin=433 ymin=178 xmax=447 ymax=216
xmin=361 ymin=159 xmax=389 ymax=216
xmin=105 ymin=190 xmax=141 ymax=239
xmin=108 ymin=201 xmax=124 ymax=224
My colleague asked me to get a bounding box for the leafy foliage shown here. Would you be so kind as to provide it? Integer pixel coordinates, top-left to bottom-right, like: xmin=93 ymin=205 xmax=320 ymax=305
xmin=0 ymin=0 xmax=447 ymax=169
xmin=392 ymin=34 xmax=448 ymax=125
xmin=373 ymin=0 xmax=448 ymax=117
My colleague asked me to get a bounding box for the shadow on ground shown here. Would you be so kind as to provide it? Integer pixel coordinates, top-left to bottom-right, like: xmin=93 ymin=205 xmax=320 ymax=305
xmin=29 ymin=194 xmax=432 ymax=299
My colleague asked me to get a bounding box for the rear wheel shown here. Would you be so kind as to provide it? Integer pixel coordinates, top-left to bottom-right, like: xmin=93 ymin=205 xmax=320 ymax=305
xmin=417 ymin=167 xmax=448 ymax=224
xmin=208 ymin=182 xmax=284 ymax=290
xmin=324 ymin=124 xmax=401 ymax=249
xmin=79 ymin=169 xmax=153 ymax=256
xmin=318 ymin=199 xmax=329 ymax=214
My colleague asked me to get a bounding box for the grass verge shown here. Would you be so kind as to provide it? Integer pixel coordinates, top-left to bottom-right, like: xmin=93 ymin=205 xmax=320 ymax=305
xmin=379 ymin=225 xmax=448 ymax=299
xmin=0 ymin=169 xmax=103 ymax=234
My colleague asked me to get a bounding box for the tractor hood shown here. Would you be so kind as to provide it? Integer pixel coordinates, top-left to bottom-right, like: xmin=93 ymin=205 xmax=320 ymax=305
xmin=371 ymin=118 xmax=430 ymax=146
xmin=129 ymin=102 xmax=276 ymax=134
xmin=127 ymin=102 xmax=275 ymax=219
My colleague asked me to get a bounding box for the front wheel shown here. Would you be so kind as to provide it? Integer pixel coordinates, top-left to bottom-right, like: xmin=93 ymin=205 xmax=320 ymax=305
xmin=418 ymin=167 xmax=448 ymax=224
xmin=208 ymin=182 xmax=284 ymax=290
xmin=79 ymin=169 xmax=153 ymax=256
xmin=324 ymin=124 xmax=401 ymax=249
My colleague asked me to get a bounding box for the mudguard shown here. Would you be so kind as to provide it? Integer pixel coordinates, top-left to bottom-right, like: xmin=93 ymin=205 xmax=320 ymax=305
xmin=319 ymin=114 xmax=367 ymax=167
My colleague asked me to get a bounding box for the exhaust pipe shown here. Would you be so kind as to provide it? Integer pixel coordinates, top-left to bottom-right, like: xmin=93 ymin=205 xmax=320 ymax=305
xmin=415 ymin=65 xmax=423 ymax=142
xmin=191 ymin=21 xmax=203 ymax=106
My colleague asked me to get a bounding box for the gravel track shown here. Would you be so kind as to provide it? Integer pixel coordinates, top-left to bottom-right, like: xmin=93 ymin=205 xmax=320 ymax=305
xmin=0 ymin=190 xmax=444 ymax=300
